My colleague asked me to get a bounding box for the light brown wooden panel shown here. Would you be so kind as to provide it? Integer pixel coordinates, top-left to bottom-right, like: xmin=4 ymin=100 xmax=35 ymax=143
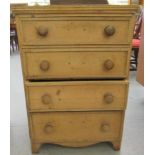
xmin=19 ymin=17 xmax=131 ymax=46
xmin=24 ymin=50 xmax=129 ymax=79
xmin=12 ymin=5 xmax=139 ymax=17
xmin=26 ymin=80 xmax=128 ymax=111
xmin=31 ymin=111 xmax=123 ymax=143
xmin=136 ymin=15 xmax=144 ymax=86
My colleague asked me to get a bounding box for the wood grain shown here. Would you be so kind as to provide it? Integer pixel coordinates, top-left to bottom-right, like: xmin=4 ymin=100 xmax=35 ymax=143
xmin=24 ymin=50 xmax=129 ymax=79
xmin=31 ymin=111 xmax=123 ymax=143
xmin=19 ymin=17 xmax=132 ymax=46
xmin=26 ymin=80 xmax=128 ymax=111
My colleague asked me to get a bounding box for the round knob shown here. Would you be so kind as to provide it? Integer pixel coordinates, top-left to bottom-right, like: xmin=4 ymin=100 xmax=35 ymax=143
xmin=104 ymin=93 xmax=114 ymax=104
xmin=104 ymin=25 xmax=115 ymax=36
xmin=104 ymin=59 xmax=114 ymax=70
xmin=37 ymin=26 xmax=48 ymax=36
xmin=101 ymin=124 xmax=110 ymax=132
xmin=41 ymin=94 xmax=51 ymax=105
xmin=44 ymin=123 xmax=53 ymax=134
xmin=40 ymin=60 xmax=50 ymax=71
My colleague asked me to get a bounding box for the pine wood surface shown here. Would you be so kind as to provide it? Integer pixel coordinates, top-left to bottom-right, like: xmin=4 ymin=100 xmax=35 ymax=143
xmin=26 ymin=80 xmax=128 ymax=111
xmin=23 ymin=50 xmax=129 ymax=79
xmin=17 ymin=17 xmax=133 ymax=46
xmin=30 ymin=111 xmax=123 ymax=143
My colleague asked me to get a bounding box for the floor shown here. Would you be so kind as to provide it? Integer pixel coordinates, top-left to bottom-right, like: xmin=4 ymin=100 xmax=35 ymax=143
xmin=10 ymin=52 xmax=144 ymax=155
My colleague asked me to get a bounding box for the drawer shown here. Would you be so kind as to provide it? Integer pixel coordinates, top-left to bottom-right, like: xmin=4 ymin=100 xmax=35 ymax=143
xmin=19 ymin=17 xmax=133 ymax=46
xmin=26 ymin=81 xmax=128 ymax=111
xmin=24 ymin=50 xmax=129 ymax=79
xmin=31 ymin=111 xmax=124 ymax=144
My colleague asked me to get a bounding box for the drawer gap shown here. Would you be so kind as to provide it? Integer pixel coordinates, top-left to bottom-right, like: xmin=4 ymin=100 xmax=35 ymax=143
xmin=28 ymin=78 xmax=126 ymax=83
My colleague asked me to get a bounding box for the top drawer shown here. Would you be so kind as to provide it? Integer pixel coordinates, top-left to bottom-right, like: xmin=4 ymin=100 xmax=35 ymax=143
xmin=18 ymin=17 xmax=133 ymax=46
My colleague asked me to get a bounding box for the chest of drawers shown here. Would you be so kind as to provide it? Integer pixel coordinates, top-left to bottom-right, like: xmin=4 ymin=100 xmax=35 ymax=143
xmin=13 ymin=3 xmax=139 ymax=153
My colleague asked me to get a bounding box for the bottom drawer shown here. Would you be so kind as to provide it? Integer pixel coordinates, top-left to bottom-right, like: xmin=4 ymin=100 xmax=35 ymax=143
xmin=31 ymin=111 xmax=124 ymax=146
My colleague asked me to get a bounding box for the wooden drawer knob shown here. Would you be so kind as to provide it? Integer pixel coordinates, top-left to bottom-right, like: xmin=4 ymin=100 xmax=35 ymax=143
xmin=41 ymin=94 xmax=51 ymax=104
xmin=37 ymin=26 xmax=48 ymax=37
xmin=104 ymin=93 xmax=114 ymax=104
xmin=101 ymin=124 xmax=110 ymax=132
xmin=104 ymin=59 xmax=114 ymax=70
xmin=44 ymin=123 xmax=53 ymax=134
xmin=104 ymin=25 xmax=115 ymax=36
xmin=40 ymin=60 xmax=50 ymax=71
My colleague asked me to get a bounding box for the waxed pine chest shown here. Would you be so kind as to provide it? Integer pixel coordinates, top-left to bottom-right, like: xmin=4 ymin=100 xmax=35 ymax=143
xmin=12 ymin=3 xmax=139 ymax=153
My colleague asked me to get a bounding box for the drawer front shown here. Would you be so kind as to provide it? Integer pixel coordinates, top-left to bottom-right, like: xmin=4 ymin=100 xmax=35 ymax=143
xmin=31 ymin=111 xmax=123 ymax=143
xmin=26 ymin=81 xmax=128 ymax=111
xmin=24 ymin=51 xmax=129 ymax=79
xmin=19 ymin=17 xmax=132 ymax=46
